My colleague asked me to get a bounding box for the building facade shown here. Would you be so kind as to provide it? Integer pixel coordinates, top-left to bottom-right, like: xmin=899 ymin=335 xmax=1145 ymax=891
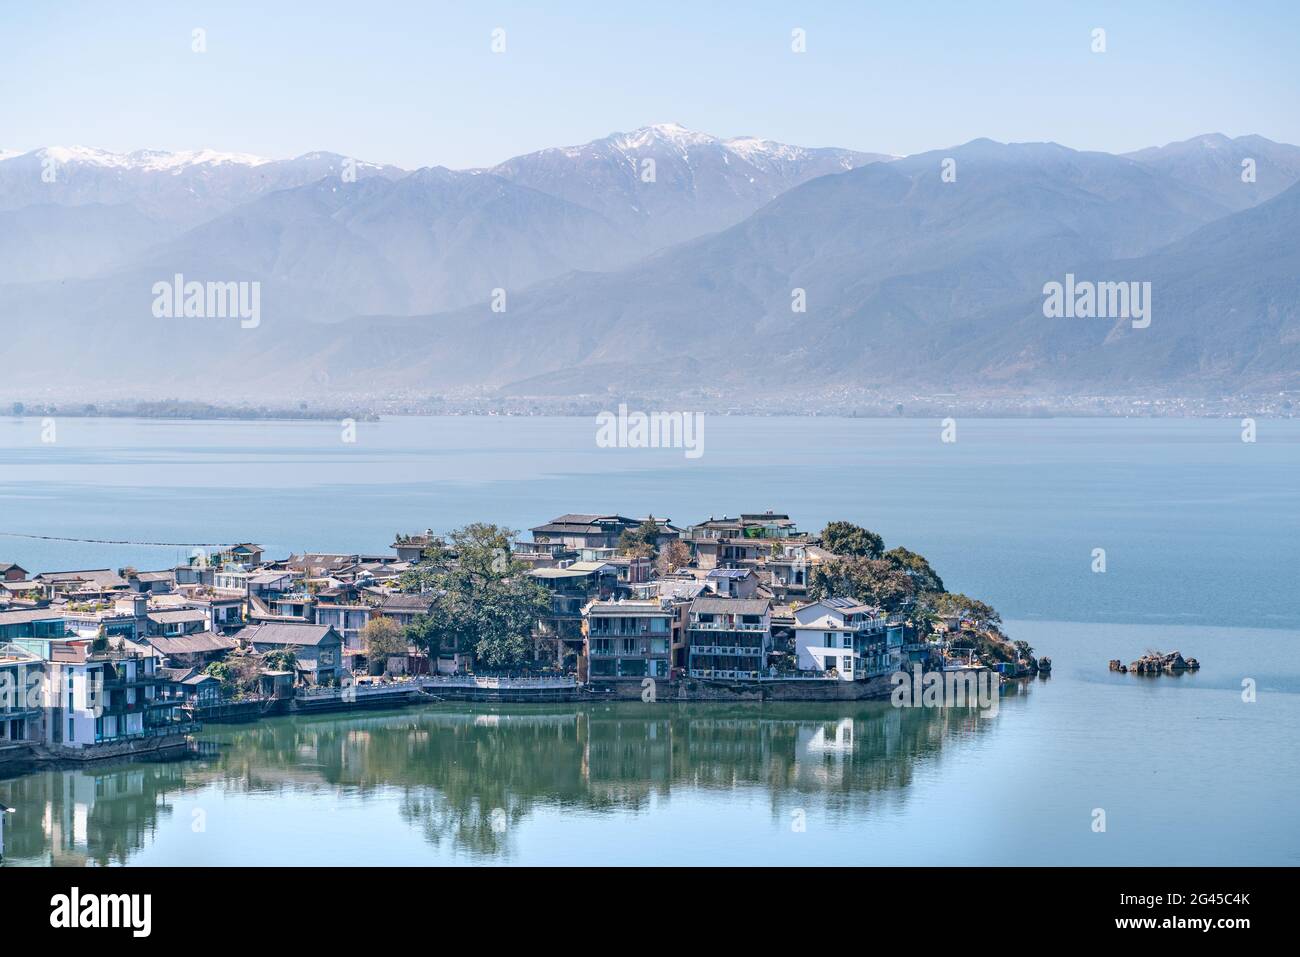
xmin=686 ymin=597 xmax=771 ymax=680
xmin=584 ymin=599 xmax=673 ymax=680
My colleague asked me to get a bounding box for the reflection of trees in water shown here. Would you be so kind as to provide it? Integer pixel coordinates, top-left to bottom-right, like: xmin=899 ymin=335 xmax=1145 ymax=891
xmin=0 ymin=761 xmax=189 ymax=866
xmin=0 ymin=699 xmax=1001 ymax=863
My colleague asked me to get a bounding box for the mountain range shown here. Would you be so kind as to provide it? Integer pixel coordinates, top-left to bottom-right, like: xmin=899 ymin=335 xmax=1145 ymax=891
xmin=0 ymin=127 xmax=1296 ymax=401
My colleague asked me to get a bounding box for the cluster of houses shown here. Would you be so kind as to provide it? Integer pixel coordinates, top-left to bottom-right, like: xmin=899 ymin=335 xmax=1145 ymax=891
xmin=0 ymin=511 xmax=920 ymax=755
xmin=518 ymin=513 xmax=910 ymax=683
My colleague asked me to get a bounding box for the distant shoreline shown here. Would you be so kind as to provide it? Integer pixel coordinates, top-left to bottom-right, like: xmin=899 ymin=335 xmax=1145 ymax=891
xmin=2 ymin=404 xmax=1292 ymax=421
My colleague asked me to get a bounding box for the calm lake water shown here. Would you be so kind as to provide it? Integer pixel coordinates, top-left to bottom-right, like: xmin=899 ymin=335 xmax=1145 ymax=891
xmin=2 ymin=620 xmax=1297 ymax=866
xmin=1 ymin=415 xmax=1297 ymax=865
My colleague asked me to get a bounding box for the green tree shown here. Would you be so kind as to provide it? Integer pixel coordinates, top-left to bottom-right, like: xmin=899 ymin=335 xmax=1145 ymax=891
xmin=263 ymin=649 xmax=299 ymax=672
xmin=820 ymin=521 xmax=885 ymax=559
xmin=928 ymin=592 xmax=1001 ymax=627
xmin=807 ymin=557 xmax=915 ymax=612
xmin=203 ymin=655 xmax=261 ymax=698
xmin=883 ymin=546 xmax=945 ymax=594
xmin=618 ymin=519 xmax=661 ymax=558
xmin=362 ymin=616 xmax=407 ymax=674
xmin=204 ymin=661 xmax=241 ymax=697
xmin=402 ymin=523 xmax=551 ymax=670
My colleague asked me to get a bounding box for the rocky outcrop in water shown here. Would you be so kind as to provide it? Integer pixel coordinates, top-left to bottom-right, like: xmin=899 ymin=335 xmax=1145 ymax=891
xmin=1110 ymin=651 xmax=1201 ymax=674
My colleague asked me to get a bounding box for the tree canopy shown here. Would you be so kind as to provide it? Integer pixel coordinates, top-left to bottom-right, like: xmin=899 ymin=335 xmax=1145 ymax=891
xmin=926 ymin=591 xmax=1001 ymax=626
xmin=820 ymin=521 xmax=884 ymax=559
xmin=263 ymin=649 xmax=299 ymax=672
xmin=808 ymin=557 xmax=915 ymax=612
xmin=401 ymin=523 xmax=551 ymax=670
xmin=883 ymin=546 xmax=945 ymax=594
xmin=618 ymin=519 xmax=661 ymax=558
xmin=362 ymin=617 xmax=407 ymax=673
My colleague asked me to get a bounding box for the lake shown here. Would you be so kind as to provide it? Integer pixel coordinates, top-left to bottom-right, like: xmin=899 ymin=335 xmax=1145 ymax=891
xmin=2 ymin=619 xmax=1297 ymax=866
xmin=3 ymin=415 xmax=1297 ymax=628
xmin=0 ymin=415 xmax=1297 ymax=865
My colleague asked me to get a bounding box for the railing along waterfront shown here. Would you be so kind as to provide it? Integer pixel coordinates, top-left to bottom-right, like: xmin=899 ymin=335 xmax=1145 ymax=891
xmin=418 ymin=675 xmax=578 ymax=690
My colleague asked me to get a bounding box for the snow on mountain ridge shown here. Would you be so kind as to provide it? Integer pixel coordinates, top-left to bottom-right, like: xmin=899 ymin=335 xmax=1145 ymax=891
xmin=7 ymin=146 xmax=274 ymax=172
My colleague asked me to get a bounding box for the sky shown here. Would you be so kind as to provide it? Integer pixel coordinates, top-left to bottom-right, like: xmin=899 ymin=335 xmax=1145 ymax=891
xmin=1 ymin=0 xmax=1297 ymax=169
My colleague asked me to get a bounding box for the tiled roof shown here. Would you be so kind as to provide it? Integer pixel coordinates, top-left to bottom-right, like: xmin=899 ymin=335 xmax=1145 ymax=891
xmin=688 ymin=597 xmax=771 ymax=617
xmin=236 ymin=623 xmax=339 ymax=647
xmin=144 ymin=631 xmax=238 ymax=656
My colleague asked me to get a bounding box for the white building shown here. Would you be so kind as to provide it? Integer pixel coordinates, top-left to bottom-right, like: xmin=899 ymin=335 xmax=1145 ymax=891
xmin=792 ymin=598 xmax=892 ymax=680
xmin=41 ymin=639 xmax=176 ymax=748
xmin=0 ymin=643 xmax=44 ymax=743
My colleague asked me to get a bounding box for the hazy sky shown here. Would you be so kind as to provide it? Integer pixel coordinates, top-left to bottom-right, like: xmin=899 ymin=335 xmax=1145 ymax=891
xmin=2 ymin=1 xmax=1297 ymax=168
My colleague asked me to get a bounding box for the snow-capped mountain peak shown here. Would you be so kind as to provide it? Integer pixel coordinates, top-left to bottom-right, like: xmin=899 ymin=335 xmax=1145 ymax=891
xmin=8 ymin=146 xmax=272 ymax=172
xmin=609 ymin=122 xmax=720 ymax=152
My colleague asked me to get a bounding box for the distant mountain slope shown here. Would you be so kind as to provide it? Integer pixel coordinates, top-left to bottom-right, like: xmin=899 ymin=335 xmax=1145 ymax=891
xmin=0 ymin=148 xmax=405 ymax=227
xmin=0 ymin=126 xmax=888 ymax=310
xmin=284 ymin=138 xmax=1237 ymax=394
xmin=0 ymin=203 xmax=167 ymax=283
xmin=1125 ymin=133 xmax=1300 ymax=211
xmin=936 ymin=178 xmax=1300 ymax=391
xmin=125 ymin=168 xmax=631 ymax=317
xmin=489 ymin=122 xmax=891 ymax=255
xmin=1 ymin=133 xmax=1295 ymax=400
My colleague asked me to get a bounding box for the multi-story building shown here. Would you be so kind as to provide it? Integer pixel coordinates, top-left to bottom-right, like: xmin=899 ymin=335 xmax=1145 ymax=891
xmin=530 ymin=561 xmax=620 ymax=668
xmin=313 ymin=603 xmax=373 ymax=669
xmin=41 ymin=639 xmax=178 ymax=747
xmin=792 ymin=598 xmax=900 ymax=680
xmin=62 ymin=594 xmax=149 ymax=643
xmin=584 ymin=599 xmax=673 ymax=680
xmin=686 ymin=597 xmax=771 ymax=680
xmin=685 ymin=512 xmax=809 ymax=570
xmin=32 ymin=568 xmax=130 ymax=598
xmin=529 ymin=514 xmax=643 ymax=555
xmin=0 ymin=607 xmax=67 ymax=644
xmin=0 ymin=642 xmax=44 ymax=743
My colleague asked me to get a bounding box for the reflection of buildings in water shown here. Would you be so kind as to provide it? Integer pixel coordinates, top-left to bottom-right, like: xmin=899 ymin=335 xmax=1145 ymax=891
xmin=0 ymin=762 xmax=188 ymax=866
xmin=0 ymin=701 xmax=1009 ymax=865
xmin=800 ymin=716 xmax=856 ymax=755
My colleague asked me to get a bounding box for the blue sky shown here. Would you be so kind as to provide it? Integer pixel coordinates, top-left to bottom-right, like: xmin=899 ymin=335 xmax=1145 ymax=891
xmin=2 ymin=1 xmax=1296 ymax=168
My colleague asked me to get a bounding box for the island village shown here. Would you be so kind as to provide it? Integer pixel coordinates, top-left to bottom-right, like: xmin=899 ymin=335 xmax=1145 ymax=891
xmin=0 ymin=511 xmax=1041 ymax=770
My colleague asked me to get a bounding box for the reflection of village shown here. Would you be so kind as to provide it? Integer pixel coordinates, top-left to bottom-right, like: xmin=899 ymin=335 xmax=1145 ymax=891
xmin=0 ymin=690 xmax=1034 ymax=863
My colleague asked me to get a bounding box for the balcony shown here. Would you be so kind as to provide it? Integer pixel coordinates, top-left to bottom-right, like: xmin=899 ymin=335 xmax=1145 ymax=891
xmin=689 ymin=645 xmax=763 ymax=657
xmin=689 ymin=620 xmax=767 ymax=632
xmin=588 ymin=625 xmax=666 ymax=638
xmin=688 ymin=669 xmax=761 ymax=681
